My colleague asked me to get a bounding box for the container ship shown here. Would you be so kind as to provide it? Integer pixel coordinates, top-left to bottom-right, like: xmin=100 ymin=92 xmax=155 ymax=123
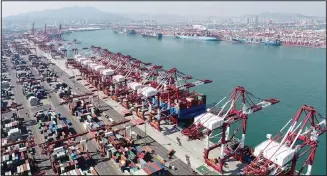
xmin=127 ymin=29 xmax=137 ymax=35
xmin=141 ymin=32 xmax=163 ymax=39
xmin=264 ymin=39 xmax=282 ymax=46
xmin=232 ymin=38 xmax=247 ymax=43
xmin=232 ymin=37 xmax=281 ymax=46
xmin=175 ymin=34 xmax=222 ymax=41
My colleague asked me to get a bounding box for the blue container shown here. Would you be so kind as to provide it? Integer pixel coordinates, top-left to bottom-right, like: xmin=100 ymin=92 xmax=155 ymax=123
xmin=148 ymin=165 xmax=157 ymax=173
xmin=135 ymin=146 xmax=143 ymax=154
xmin=65 ymin=120 xmax=72 ymax=125
xmin=169 ymin=108 xmax=176 ymax=115
xmin=160 ymin=103 xmax=168 ymax=110
xmin=59 ymin=92 xmax=65 ymax=98
xmin=178 ymin=104 xmax=206 ymax=119
xmin=154 ymin=161 xmax=164 ymax=170
xmin=97 ymin=122 xmax=103 ymax=127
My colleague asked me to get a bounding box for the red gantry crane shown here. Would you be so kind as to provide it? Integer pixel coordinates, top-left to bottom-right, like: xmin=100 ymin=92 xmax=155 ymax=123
xmin=242 ymin=105 xmax=326 ymax=176
xmin=181 ymin=86 xmax=279 ymax=174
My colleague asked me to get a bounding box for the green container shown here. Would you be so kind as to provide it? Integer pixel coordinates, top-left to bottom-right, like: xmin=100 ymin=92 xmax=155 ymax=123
xmin=128 ymin=151 xmax=136 ymax=160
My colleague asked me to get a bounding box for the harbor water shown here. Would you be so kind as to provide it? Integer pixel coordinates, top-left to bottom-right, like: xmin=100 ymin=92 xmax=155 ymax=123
xmin=63 ymin=29 xmax=326 ymax=175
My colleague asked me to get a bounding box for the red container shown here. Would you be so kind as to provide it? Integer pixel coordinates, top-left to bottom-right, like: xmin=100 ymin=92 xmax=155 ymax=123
xmin=150 ymin=162 xmax=161 ymax=172
xmin=23 ymin=164 xmax=27 ymax=172
xmin=143 ymin=167 xmax=153 ymax=175
xmin=75 ymin=169 xmax=81 ymax=175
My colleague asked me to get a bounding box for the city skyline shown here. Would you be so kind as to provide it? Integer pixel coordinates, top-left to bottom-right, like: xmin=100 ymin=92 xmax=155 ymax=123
xmin=2 ymin=1 xmax=326 ymax=18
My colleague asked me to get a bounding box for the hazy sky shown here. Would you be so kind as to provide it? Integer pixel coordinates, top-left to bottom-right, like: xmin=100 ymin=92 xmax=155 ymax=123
xmin=2 ymin=1 xmax=326 ymax=17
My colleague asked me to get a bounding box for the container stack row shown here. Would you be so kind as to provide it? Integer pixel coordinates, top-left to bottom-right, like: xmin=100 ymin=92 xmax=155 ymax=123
xmin=36 ymin=110 xmax=71 ymax=143
xmin=1 ymin=143 xmax=35 ymax=176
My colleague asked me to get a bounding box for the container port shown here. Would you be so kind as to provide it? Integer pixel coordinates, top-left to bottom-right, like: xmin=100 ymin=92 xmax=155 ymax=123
xmin=1 ymin=19 xmax=326 ymax=176
xmin=110 ymin=23 xmax=325 ymax=48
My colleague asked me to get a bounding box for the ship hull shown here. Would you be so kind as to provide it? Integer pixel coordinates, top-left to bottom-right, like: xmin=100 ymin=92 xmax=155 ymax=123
xmin=264 ymin=41 xmax=281 ymax=46
xmin=142 ymin=33 xmax=162 ymax=39
xmin=232 ymin=38 xmax=246 ymax=43
xmin=175 ymin=35 xmax=222 ymax=41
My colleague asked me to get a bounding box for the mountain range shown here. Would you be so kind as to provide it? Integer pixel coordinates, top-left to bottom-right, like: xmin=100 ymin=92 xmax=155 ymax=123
xmin=3 ymin=6 xmax=325 ymax=24
xmin=3 ymin=6 xmax=128 ymax=24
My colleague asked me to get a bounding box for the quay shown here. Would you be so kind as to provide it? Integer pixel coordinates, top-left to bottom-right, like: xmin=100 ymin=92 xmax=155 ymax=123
xmin=29 ymin=41 xmax=244 ymax=175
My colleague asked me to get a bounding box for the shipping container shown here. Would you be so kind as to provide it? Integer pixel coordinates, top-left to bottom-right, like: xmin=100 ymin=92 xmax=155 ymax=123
xmin=143 ymin=167 xmax=154 ymax=175
xmin=132 ymin=168 xmax=148 ymax=175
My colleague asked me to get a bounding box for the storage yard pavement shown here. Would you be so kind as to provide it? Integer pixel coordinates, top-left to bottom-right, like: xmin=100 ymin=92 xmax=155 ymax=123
xmin=33 ymin=45 xmax=204 ymax=175
xmin=11 ymin=55 xmax=122 ymax=175
xmin=32 ymin=44 xmax=246 ymax=175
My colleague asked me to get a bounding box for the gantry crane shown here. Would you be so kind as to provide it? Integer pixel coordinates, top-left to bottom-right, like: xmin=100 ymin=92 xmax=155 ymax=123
xmin=181 ymin=86 xmax=279 ymax=174
xmin=134 ymin=67 xmax=212 ymax=131
xmin=242 ymin=105 xmax=326 ymax=176
xmin=59 ymin=92 xmax=94 ymax=105
xmin=1 ymin=102 xmax=23 ymax=114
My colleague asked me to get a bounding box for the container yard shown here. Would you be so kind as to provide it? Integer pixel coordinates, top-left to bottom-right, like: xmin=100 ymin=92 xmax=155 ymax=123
xmin=1 ymin=22 xmax=326 ymax=176
xmin=110 ymin=23 xmax=325 ymax=48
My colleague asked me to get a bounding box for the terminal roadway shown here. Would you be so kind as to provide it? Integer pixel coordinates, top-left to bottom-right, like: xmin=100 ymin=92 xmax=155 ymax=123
xmin=41 ymin=56 xmax=195 ymax=175
xmin=11 ymin=55 xmax=121 ymax=175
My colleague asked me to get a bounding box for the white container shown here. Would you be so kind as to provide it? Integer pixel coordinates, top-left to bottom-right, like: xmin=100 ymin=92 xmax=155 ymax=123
xmin=113 ymin=75 xmax=125 ymax=83
xmin=89 ymin=63 xmax=98 ymax=69
xmin=53 ymin=146 xmax=64 ymax=153
xmin=28 ymin=96 xmax=38 ymax=106
xmin=254 ymin=139 xmax=296 ymax=167
xmin=94 ymin=65 xmax=105 ymax=72
xmin=101 ymin=69 xmax=115 ymax=76
xmin=105 ymin=131 xmax=113 ymax=137
xmin=128 ymin=82 xmax=143 ymax=91
xmin=74 ymin=54 xmax=82 ymax=59
xmin=138 ymin=86 xmax=158 ymax=98
xmin=81 ymin=60 xmax=92 ymax=65
xmin=1 ymin=81 xmax=10 ymax=89
xmin=205 ymin=117 xmax=224 ymax=130
xmin=77 ymin=57 xmax=88 ymax=63
xmin=19 ymin=147 xmax=27 ymax=152
xmin=132 ymin=169 xmax=148 ymax=175
xmin=186 ymin=97 xmax=194 ymax=102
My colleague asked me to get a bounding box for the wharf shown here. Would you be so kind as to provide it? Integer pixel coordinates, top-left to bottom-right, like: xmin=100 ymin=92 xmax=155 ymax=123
xmin=35 ymin=50 xmax=196 ymax=175
xmin=32 ymin=42 xmax=245 ymax=175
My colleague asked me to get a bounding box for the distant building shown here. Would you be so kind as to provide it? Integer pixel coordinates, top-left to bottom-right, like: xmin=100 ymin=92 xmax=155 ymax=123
xmin=255 ymin=16 xmax=259 ymax=24
xmin=192 ymin=25 xmax=207 ymax=31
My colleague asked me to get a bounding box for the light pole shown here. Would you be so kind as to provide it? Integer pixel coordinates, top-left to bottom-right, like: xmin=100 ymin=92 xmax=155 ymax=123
xmin=72 ymin=70 xmax=75 ymax=87
xmin=97 ymin=91 xmax=100 ymax=108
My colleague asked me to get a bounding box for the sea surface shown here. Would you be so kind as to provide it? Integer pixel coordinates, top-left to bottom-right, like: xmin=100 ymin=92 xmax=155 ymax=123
xmin=63 ymin=29 xmax=326 ymax=175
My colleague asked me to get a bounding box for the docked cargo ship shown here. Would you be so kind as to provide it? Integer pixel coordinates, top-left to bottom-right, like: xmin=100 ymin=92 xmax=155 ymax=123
xmin=127 ymin=29 xmax=137 ymax=35
xmin=175 ymin=34 xmax=222 ymax=41
xmin=264 ymin=39 xmax=282 ymax=46
xmin=232 ymin=38 xmax=247 ymax=43
xmin=113 ymin=29 xmax=124 ymax=34
xmin=141 ymin=32 xmax=163 ymax=39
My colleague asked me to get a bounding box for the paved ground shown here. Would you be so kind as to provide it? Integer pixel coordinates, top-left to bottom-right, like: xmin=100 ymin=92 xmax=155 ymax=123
xmin=26 ymin=42 xmax=248 ymax=175
xmin=36 ymin=47 xmax=197 ymax=175
xmin=4 ymin=55 xmax=122 ymax=175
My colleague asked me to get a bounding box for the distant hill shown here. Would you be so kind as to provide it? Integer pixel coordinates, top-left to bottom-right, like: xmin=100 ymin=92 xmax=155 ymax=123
xmin=121 ymin=13 xmax=190 ymax=23
xmin=3 ymin=6 xmax=128 ymax=24
xmin=243 ymin=12 xmax=325 ymax=20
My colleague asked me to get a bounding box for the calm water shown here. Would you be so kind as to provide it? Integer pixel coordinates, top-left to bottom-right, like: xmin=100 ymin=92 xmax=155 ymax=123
xmin=63 ymin=29 xmax=326 ymax=174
